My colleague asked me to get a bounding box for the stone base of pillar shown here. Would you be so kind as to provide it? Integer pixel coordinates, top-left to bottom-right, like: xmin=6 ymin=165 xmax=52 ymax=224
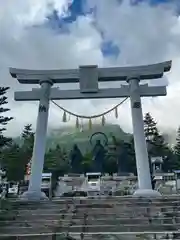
xmin=19 ymin=190 xmax=48 ymax=201
xmin=133 ymin=189 xmax=161 ymax=197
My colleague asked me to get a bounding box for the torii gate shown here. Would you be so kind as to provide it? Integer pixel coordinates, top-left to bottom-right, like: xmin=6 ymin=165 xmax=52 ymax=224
xmin=10 ymin=61 xmax=171 ymax=200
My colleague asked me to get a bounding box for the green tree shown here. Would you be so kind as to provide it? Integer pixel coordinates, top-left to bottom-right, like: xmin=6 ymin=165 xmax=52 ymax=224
xmin=144 ymin=112 xmax=168 ymax=155
xmin=44 ymin=144 xmax=70 ymax=175
xmin=22 ymin=124 xmax=34 ymax=138
xmin=1 ymin=143 xmax=25 ymax=181
xmin=3 ymin=124 xmax=35 ymax=181
xmin=0 ymin=87 xmax=13 ymax=149
xmin=44 ymin=144 xmax=70 ymax=196
xmin=21 ymin=124 xmax=34 ymax=149
xmin=105 ymin=142 xmax=117 ymax=173
xmin=144 ymin=112 xmax=158 ymax=141
xmin=173 ymin=126 xmax=180 ymax=169
xmin=174 ymin=126 xmax=180 ymax=157
xmin=21 ymin=124 xmax=34 ymax=161
xmin=108 ymin=135 xmax=136 ymax=174
xmin=144 ymin=112 xmax=174 ymax=171
xmin=125 ymin=137 xmax=136 ymax=174
xmin=82 ymin=151 xmax=93 ymax=173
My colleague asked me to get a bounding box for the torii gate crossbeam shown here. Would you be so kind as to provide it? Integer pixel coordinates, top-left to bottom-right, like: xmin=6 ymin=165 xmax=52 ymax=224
xmin=10 ymin=61 xmax=172 ymax=200
xmin=14 ymin=85 xmax=166 ymax=101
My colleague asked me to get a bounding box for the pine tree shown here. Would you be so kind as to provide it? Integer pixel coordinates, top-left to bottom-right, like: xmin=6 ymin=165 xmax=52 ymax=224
xmin=143 ymin=112 xmax=165 ymax=153
xmin=144 ymin=112 xmax=158 ymax=141
xmin=1 ymin=143 xmax=26 ymax=181
xmin=21 ymin=124 xmax=34 ymax=163
xmin=44 ymin=144 xmax=70 ymax=175
xmin=108 ymin=135 xmax=136 ymax=174
xmin=144 ymin=113 xmax=158 ymax=173
xmin=143 ymin=112 xmax=173 ymax=171
xmin=174 ymin=126 xmax=180 ymax=157
xmin=82 ymin=151 xmax=93 ymax=173
xmin=0 ymin=87 xmax=13 ymax=148
xmin=105 ymin=136 xmax=119 ymax=174
xmin=172 ymin=126 xmax=180 ymax=169
xmin=21 ymin=124 xmax=34 ymax=147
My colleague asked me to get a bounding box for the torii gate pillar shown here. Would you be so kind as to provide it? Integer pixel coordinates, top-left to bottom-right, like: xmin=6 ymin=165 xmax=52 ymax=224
xmin=25 ymin=79 xmax=53 ymax=200
xmin=129 ymin=78 xmax=154 ymax=196
xmin=10 ymin=61 xmax=171 ymax=199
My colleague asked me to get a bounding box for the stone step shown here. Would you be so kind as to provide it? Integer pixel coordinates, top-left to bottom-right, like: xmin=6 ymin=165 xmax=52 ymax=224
xmin=2 ymin=196 xmax=180 ymax=237
xmin=1 ymin=223 xmax=178 ymax=234
xmin=13 ymin=214 xmax=68 ymax=221
xmin=9 ymin=200 xmax=180 ymax=212
xmin=12 ymin=203 xmax=68 ymax=209
xmin=0 ymin=233 xmax=173 ymax=240
xmin=15 ymin=208 xmax=67 ymax=214
xmin=0 ymin=236 xmax=53 ymax=240
xmin=9 ymin=196 xmax=180 ymax=204
xmin=72 ymin=201 xmax=180 ymax=207
xmin=1 ymin=217 xmax=160 ymax=227
xmin=0 ymin=226 xmax=55 ymax=235
xmin=0 ymin=213 xmax=178 ymax=225
xmin=57 ymin=223 xmax=180 ymax=232
xmin=66 ymin=209 xmax=162 ymax=216
xmin=58 ymin=196 xmax=180 ymax=201
xmin=13 ymin=202 xmax=180 ymax=210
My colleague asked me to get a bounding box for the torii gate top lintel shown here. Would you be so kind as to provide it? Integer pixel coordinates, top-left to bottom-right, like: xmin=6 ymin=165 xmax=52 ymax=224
xmin=9 ymin=60 xmax=171 ymax=84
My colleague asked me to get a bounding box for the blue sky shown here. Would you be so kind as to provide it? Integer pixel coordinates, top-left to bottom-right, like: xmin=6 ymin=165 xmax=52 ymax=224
xmin=132 ymin=0 xmax=171 ymax=5
xmin=46 ymin=0 xmax=178 ymax=58
xmin=1 ymin=0 xmax=180 ymax=136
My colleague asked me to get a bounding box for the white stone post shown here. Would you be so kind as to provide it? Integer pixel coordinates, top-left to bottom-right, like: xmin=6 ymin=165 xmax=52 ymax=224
xmin=128 ymin=78 xmax=160 ymax=197
xmin=22 ymin=79 xmax=53 ymax=200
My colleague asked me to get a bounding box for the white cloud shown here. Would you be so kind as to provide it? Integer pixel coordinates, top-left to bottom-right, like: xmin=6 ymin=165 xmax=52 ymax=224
xmin=1 ymin=0 xmax=180 ymax=139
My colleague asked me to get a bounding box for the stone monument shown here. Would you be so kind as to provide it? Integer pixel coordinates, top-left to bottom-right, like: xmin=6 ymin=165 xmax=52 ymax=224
xmin=70 ymin=144 xmax=83 ymax=173
xmin=92 ymin=140 xmax=106 ymax=173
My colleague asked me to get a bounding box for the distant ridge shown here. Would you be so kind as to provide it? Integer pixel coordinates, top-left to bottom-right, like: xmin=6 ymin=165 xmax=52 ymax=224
xmin=14 ymin=124 xmax=132 ymax=153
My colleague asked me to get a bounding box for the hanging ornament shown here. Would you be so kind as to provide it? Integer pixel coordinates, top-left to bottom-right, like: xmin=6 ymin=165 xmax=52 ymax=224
xmin=80 ymin=118 xmax=84 ymax=132
xmin=102 ymin=115 xmax=105 ymax=126
xmin=89 ymin=118 xmax=92 ymax=130
xmin=115 ymin=107 xmax=118 ymax=119
xmin=62 ymin=111 xmax=67 ymax=122
xmin=76 ymin=117 xmax=79 ymax=129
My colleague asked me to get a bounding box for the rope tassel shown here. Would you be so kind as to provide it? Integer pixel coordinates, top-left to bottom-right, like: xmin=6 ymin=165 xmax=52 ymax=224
xmin=115 ymin=107 xmax=118 ymax=119
xmin=76 ymin=117 xmax=79 ymax=129
xmin=51 ymin=98 xmax=128 ymax=126
xmin=102 ymin=115 xmax=105 ymax=126
xmin=89 ymin=118 xmax=92 ymax=130
xmin=62 ymin=111 xmax=67 ymax=122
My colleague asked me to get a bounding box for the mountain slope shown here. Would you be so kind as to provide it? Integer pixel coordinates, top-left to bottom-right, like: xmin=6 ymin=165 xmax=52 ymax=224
xmin=14 ymin=124 xmax=131 ymax=153
xmin=47 ymin=124 xmax=131 ymax=152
